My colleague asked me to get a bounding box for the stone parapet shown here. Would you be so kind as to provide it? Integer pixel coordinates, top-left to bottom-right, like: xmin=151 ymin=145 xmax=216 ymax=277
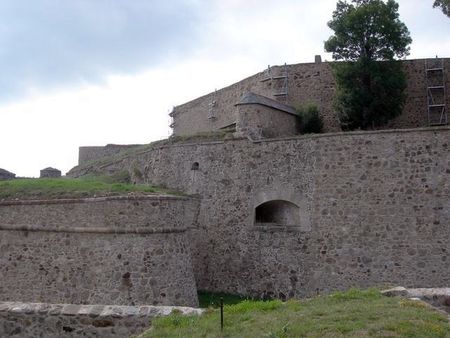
xmin=0 ymin=301 xmax=202 ymax=338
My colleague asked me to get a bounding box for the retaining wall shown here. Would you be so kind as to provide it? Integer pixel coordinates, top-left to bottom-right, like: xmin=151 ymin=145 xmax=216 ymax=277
xmin=0 ymin=195 xmax=199 ymax=307
xmin=69 ymin=127 xmax=450 ymax=299
xmin=171 ymin=58 xmax=450 ymax=136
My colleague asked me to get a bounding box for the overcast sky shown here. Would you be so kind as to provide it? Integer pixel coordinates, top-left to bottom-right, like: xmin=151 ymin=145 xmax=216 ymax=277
xmin=0 ymin=0 xmax=449 ymax=177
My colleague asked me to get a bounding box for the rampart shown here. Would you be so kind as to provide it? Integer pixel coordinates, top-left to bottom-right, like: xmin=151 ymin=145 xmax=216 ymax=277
xmin=70 ymin=127 xmax=450 ymax=299
xmin=170 ymin=58 xmax=450 ymax=136
xmin=0 ymin=195 xmax=199 ymax=308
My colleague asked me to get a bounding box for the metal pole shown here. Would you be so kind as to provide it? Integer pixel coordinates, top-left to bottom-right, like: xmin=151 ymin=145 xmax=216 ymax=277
xmin=220 ymin=297 xmax=224 ymax=331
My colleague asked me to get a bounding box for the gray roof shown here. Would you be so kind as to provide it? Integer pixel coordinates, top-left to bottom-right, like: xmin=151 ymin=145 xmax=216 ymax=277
xmin=0 ymin=168 xmax=15 ymax=176
xmin=235 ymin=92 xmax=297 ymax=116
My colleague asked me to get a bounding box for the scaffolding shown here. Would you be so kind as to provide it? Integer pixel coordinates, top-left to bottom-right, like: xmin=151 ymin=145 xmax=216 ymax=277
xmin=260 ymin=63 xmax=288 ymax=101
xmin=208 ymin=89 xmax=217 ymax=119
xmin=169 ymin=107 xmax=176 ymax=129
xmin=425 ymin=58 xmax=447 ymax=126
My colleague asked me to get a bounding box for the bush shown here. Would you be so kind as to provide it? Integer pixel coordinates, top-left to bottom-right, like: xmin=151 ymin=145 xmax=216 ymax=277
xmin=296 ymin=104 xmax=324 ymax=134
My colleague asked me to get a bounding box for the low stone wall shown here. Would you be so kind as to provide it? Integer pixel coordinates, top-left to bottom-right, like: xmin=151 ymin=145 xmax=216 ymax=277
xmin=0 ymin=195 xmax=199 ymax=307
xmin=0 ymin=302 xmax=202 ymax=338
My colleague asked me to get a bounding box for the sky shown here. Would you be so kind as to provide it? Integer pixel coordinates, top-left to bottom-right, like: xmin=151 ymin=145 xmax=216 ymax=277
xmin=0 ymin=0 xmax=449 ymax=177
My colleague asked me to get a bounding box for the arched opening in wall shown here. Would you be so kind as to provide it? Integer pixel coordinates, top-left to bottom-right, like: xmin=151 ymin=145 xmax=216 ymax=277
xmin=255 ymin=200 xmax=300 ymax=226
xmin=191 ymin=162 xmax=199 ymax=170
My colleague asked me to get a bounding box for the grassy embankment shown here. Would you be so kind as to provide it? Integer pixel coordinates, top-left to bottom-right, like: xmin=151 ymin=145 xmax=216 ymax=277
xmin=141 ymin=289 xmax=450 ymax=338
xmin=0 ymin=175 xmax=178 ymax=200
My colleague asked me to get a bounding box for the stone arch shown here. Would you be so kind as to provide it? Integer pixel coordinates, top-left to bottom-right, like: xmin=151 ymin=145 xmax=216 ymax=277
xmin=255 ymin=200 xmax=300 ymax=225
xmin=252 ymin=187 xmax=311 ymax=231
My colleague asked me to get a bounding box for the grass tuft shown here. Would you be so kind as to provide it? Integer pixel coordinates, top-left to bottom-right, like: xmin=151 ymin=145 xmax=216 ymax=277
xmin=139 ymin=289 xmax=450 ymax=338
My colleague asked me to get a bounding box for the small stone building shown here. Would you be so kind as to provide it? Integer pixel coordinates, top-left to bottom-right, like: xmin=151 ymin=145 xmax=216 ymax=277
xmin=0 ymin=168 xmax=15 ymax=180
xmin=235 ymin=92 xmax=298 ymax=140
xmin=40 ymin=167 xmax=61 ymax=178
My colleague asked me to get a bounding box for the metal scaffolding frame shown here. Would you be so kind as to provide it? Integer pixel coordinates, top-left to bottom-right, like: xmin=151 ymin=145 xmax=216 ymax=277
xmin=208 ymin=89 xmax=217 ymax=120
xmin=260 ymin=63 xmax=288 ymax=100
xmin=426 ymin=58 xmax=447 ymax=126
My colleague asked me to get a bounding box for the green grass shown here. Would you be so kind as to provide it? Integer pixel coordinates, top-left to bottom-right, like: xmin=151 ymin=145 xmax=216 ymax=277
xmin=139 ymin=289 xmax=450 ymax=338
xmin=198 ymin=291 xmax=251 ymax=308
xmin=0 ymin=176 xmax=178 ymax=200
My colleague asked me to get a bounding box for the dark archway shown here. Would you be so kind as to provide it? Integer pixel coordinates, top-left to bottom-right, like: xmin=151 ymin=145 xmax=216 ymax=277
xmin=255 ymin=200 xmax=300 ymax=226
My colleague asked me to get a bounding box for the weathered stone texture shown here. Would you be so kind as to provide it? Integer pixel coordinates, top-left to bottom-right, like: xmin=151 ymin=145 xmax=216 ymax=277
xmin=0 ymin=302 xmax=202 ymax=338
xmin=70 ymin=127 xmax=450 ymax=299
xmin=78 ymin=144 xmax=142 ymax=165
xmin=171 ymin=59 xmax=450 ymax=136
xmin=0 ymin=168 xmax=15 ymax=180
xmin=236 ymin=103 xmax=298 ymax=139
xmin=40 ymin=167 xmax=61 ymax=178
xmin=0 ymin=196 xmax=199 ymax=307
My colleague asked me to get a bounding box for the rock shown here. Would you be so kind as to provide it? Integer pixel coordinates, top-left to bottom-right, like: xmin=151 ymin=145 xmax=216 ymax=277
xmin=381 ymin=286 xmax=408 ymax=297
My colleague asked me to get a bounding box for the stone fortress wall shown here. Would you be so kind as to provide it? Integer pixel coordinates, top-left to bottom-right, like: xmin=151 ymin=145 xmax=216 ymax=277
xmin=0 ymin=195 xmax=199 ymax=308
xmin=2 ymin=57 xmax=450 ymax=337
xmin=170 ymin=58 xmax=450 ymax=136
xmin=78 ymin=144 xmax=142 ymax=166
xmin=70 ymin=126 xmax=450 ymax=299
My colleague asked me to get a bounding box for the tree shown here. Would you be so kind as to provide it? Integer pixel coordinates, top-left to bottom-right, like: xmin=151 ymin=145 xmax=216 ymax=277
xmin=324 ymin=0 xmax=412 ymax=130
xmin=433 ymin=0 xmax=450 ymax=17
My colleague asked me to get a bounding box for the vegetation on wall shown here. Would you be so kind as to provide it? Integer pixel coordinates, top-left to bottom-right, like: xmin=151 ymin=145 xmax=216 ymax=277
xmin=433 ymin=0 xmax=450 ymax=16
xmin=324 ymin=0 xmax=412 ymax=130
xmin=296 ymin=104 xmax=324 ymax=134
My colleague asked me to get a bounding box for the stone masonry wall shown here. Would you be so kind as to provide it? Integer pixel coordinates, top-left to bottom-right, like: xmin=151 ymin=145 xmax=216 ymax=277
xmin=171 ymin=58 xmax=450 ymax=136
xmin=0 ymin=302 xmax=202 ymax=338
xmin=69 ymin=127 xmax=450 ymax=299
xmin=0 ymin=196 xmax=199 ymax=307
xmin=79 ymin=144 xmax=142 ymax=165
xmin=236 ymin=104 xmax=298 ymax=139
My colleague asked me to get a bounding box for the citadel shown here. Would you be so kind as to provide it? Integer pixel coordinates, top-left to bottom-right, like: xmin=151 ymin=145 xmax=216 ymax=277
xmin=0 ymin=56 xmax=449 ymax=336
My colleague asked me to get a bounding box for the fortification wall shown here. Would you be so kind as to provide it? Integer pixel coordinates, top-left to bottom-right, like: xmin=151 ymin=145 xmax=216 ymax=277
xmin=171 ymin=58 xmax=450 ymax=136
xmin=70 ymin=127 xmax=450 ymax=299
xmin=0 ymin=196 xmax=199 ymax=307
xmin=78 ymin=144 xmax=142 ymax=165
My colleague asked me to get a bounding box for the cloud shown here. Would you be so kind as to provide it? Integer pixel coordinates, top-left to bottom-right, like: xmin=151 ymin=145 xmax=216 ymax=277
xmin=0 ymin=0 xmax=202 ymax=102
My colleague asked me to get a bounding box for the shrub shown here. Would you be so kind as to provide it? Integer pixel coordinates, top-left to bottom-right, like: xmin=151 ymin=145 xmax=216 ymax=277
xmin=296 ymin=104 xmax=324 ymax=134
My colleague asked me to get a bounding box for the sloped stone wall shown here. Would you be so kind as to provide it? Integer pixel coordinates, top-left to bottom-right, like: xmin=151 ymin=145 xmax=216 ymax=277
xmin=70 ymin=127 xmax=450 ymax=299
xmin=78 ymin=144 xmax=142 ymax=165
xmin=171 ymin=59 xmax=450 ymax=136
xmin=0 ymin=196 xmax=199 ymax=307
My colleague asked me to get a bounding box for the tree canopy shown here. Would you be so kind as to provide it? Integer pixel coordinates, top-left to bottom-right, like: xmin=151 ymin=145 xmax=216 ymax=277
xmin=325 ymin=0 xmax=411 ymax=62
xmin=433 ymin=0 xmax=450 ymax=17
xmin=324 ymin=0 xmax=412 ymax=130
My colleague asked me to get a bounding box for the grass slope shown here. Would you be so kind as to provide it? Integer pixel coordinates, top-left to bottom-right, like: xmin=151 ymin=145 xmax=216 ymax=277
xmin=0 ymin=176 xmax=177 ymax=200
xmin=141 ymin=289 xmax=450 ymax=338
